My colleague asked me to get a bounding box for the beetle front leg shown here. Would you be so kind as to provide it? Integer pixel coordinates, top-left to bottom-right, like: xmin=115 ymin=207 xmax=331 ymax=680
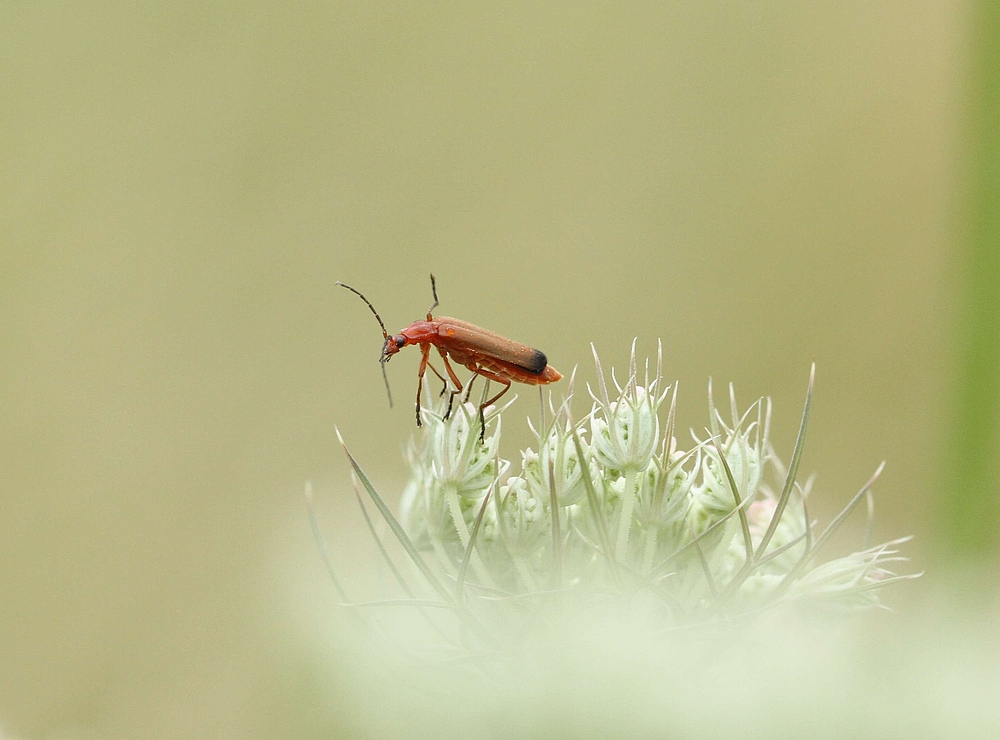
xmin=415 ymin=344 xmax=432 ymax=426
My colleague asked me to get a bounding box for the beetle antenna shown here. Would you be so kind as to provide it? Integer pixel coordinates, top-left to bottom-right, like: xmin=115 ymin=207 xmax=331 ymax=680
xmin=336 ymin=282 xmax=393 ymax=408
xmin=426 ymin=273 xmax=440 ymax=319
xmin=336 ymin=282 xmax=389 ymax=340
xmin=379 ymin=357 xmax=393 ymax=408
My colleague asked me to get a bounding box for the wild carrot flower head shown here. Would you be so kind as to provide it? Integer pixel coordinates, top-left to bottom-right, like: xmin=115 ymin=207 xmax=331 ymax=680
xmin=336 ymin=346 xmax=919 ymax=655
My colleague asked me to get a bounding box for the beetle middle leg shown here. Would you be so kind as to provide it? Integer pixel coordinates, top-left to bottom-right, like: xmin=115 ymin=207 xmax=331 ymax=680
xmin=425 ymin=359 xmax=464 ymax=419
xmin=419 ymin=345 xmax=469 ymax=424
xmin=423 ymin=361 xmax=451 ymax=398
xmin=435 ymin=348 xmax=466 ymax=420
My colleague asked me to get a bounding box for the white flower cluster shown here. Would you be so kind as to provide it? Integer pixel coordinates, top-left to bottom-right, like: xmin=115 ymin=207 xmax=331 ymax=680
xmin=396 ymin=345 xmax=915 ymax=622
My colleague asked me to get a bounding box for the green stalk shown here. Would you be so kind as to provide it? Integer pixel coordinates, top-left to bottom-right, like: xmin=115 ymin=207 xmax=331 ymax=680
xmin=514 ymin=556 xmax=539 ymax=593
xmin=616 ymin=467 xmax=638 ymax=562
xmin=642 ymin=525 xmax=659 ymax=575
xmin=944 ymin=0 xmax=1000 ymax=558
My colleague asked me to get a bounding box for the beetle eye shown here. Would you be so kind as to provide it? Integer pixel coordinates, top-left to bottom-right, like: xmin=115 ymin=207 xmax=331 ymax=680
xmin=396 ymin=337 xmax=405 ymax=348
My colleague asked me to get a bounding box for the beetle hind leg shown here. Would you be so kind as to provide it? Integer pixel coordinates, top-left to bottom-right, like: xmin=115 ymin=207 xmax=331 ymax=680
xmin=468 ymin=368 xmax=512 ymax=443
xmin=462 ymin=373 xmax=478 ymax=404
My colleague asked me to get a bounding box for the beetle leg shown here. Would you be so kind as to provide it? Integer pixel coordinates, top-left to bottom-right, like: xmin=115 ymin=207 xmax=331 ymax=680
xmin=424 ymin=360 xmax=450 ymax=397
xmin=467 ymin=367 xmax=512 ymax=443
xmin=463 ymin=372 xmax=477 ymax=403
xmin=426 ymin=359 xmax=463 ymax=418
xmin=415 ymin=344 xmax=432 ymax=426
xmin=435 ymin=348 xmax=465 ymax=420
xmin=444 ymin=386 xmax=461 ymax=420
xmin=425 ymin=274 xmax=440 ymax=320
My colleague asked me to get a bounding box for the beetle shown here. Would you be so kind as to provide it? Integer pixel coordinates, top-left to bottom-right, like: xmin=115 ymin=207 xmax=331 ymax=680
xmin=336 ymin=275 xmax=562 ymax=439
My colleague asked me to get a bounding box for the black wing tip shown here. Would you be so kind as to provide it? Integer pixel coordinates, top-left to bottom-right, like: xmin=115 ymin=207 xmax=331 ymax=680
xmin=526 ymin=349 xmax=548 ymax=374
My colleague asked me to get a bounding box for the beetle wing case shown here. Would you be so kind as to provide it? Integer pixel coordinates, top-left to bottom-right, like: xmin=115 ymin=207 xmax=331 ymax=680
xmin=434 ymin=317 xmax=548 ymax=375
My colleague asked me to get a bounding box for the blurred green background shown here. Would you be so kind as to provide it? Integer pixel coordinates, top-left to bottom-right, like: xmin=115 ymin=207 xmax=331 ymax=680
xmin=2 ymin=1 xmax=996 ymax=737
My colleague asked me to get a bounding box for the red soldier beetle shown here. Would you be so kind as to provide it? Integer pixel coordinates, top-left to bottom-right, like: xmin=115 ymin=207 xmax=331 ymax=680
xmin=336 ymin=275 xmax=562 ymax=440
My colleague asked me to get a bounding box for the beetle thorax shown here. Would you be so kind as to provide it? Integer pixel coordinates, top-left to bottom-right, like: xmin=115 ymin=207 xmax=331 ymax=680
xmin=399 ymin=320 xmax=438 ymax=345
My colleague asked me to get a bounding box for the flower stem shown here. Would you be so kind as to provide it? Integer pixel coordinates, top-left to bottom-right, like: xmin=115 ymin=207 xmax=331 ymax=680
xmin=642 ymin=525 xmax=659 ymax=575
xmin=944 ymin=0 xmax=1000 ymax=559
xmin=514 ymin=556 xmax=539 ymax=592
xmin=616 ymin=467 xmax=638 ymax=562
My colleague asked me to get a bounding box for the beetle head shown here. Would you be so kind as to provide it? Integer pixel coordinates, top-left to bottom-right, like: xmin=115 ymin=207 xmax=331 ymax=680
xmin=382 ymin=334 xmax=406 ymax=362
